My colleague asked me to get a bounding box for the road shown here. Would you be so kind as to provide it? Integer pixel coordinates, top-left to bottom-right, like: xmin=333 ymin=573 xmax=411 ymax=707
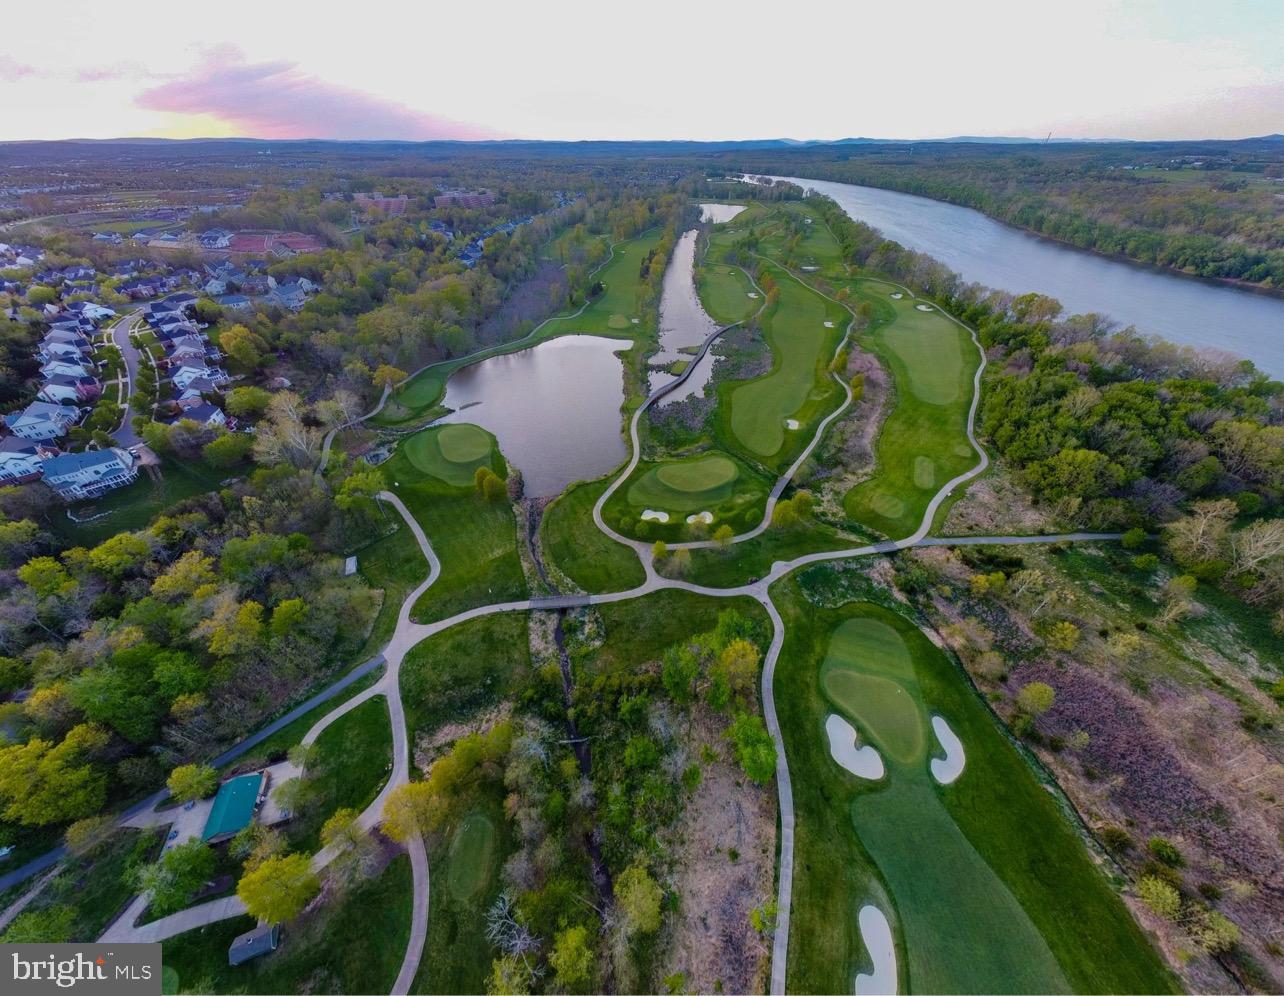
xmin=109 ymin=308 xmax=146 ymax=448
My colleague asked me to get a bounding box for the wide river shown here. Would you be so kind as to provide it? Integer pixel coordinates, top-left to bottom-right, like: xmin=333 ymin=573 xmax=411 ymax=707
xmin=768 ymin=175 xmax=1284 ymax=377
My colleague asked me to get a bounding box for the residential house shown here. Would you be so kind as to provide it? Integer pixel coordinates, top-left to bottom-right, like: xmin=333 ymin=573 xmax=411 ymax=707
xmin=178 ymin=377 xmax=220 ymax=400
xmin=41 ymin=357 xmax=95 ymax=380
xmin=215 ymin=294 xmax=252 ymax=311
xmin=38 ymin=374 xmax=101 ymax=405
xmin=39 ymin=341 xmax=91 ymax=365
xmin=170 ymin=362 xmax=227 ymax=391
xmin=202 ymin=277 xmax=228 ymax=296
xmin=167 ymin=402 xmax=226 ymax=429
xmin=269 ymin=281 xmax=309 ymax=310
xmin=3 ymin=401 xmax=79 ymax=440
xmin=91 ymin=232 xmax=123 ymax=245
xmin=65 ymin=301 xmax=115 ymax=322
xmin=198 ymin=228 xmax=233 ymax=249
xmin=41 ymin=447 xmax=138 ymax=501
xmin=0 ymin=437 xmax=59 ymax=484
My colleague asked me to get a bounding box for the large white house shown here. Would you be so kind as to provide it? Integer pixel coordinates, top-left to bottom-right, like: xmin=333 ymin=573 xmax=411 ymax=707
xmin=41 ymin=357 xmax=95 ymax=380
xmin=0 ymin=437 xmax=58 ymax=484
xmin=3 ymin=401 xmax=79 ymax=440
xmin=41 ymin=448 xmax=138 ymax=501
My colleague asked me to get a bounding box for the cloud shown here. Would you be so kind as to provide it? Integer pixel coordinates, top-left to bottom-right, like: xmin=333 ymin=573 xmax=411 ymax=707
xmin=76 ymin=61 xmax=156 ymax=83
xmin=135 ymin=47 xmax=499 ymax=140
xmin=0 ymin=56 xmax=37 ymax=80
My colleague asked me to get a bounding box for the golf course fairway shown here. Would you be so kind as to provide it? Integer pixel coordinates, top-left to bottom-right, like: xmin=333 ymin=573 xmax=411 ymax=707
xmin=773 ymin=586 xmax=1178 ymax=995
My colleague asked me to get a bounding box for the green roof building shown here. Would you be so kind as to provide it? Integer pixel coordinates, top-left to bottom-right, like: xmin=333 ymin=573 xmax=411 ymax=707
xmin=201 ymin=772 xmax=265 ymax=844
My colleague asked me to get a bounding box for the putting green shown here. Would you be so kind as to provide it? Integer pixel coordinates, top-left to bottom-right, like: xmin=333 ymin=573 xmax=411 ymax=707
xmin=437 ymin=423 xmax=492 ymax=463
xmin=866 ymin=491 xmax=905 ymax=520
xmin=823 ymin=670 xmax=924 ymax=764
xmin=655 ymin=455 xmax=738 ymax=492
xmin=825 ymin=617 xmax=914 ymax=679
xmin=403 ymin=423 xmax=497 ymax=488
xmin=446 ymin=811 xmax=498 ymax=902
xmin=913 ymin=455 xmax=936 ymax=489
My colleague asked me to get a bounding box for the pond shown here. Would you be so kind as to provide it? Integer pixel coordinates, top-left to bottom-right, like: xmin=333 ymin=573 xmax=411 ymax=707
xmin=649 ymin=229 xmax=722 ymax=406
xmin=438 ymin=335 xmax=628 ymax=497
xmin=699 ymin=203 xmax=747 ymax=224
xmin=763 ymin=175 xmax=1284 ymax=377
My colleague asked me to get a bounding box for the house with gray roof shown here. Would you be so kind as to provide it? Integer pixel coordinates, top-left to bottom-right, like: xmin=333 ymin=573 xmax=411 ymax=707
xmin=41 ymin=447 xmax=137 ymax=501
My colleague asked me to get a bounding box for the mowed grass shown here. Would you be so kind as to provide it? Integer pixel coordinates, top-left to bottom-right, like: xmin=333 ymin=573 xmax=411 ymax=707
xmin=377 ymin=230 xmax=663 ymax=426
xmin=602 ymin=451 xmax=771 ymax=542
xmin=540 ymin=477 xmax=645 ymax=594
xmin=772 ymin=586 xmax=1177 ymax=995
xmin=842 ymin=279 xmax=980 ymax=538
xmin=720 ymin=262 xmax=844 ymax=470
xmin=160 ymin=854 xmax=412 ymax=995
xmin=381 ymin=437 xmax=527 ymax=625
xmin=403 ymin=423 xmax=500 ymax=488
xmin=696 ymin=261 xmax=757 ymax=325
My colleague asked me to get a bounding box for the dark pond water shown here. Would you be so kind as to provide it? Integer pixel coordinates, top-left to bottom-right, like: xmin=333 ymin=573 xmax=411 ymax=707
xmin=700 ymin=203 xmax=747 ymax=224
xmin=767 ymin=175 xmax=1284 ymax=377
xmin=438 ymin=335 xmax=628 ymax=496
xmin=650 ymin=230 xmax=721 ymax=405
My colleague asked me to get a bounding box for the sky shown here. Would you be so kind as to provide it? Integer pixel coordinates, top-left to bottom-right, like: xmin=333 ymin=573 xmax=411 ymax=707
xmin=1 ymin=0 xmax=1280 ymax=143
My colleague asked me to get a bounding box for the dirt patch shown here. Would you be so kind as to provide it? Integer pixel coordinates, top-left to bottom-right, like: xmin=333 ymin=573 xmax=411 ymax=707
xmin=659 ymin=710 xmax=775 ymax=995
xmin=942 ymin=466 xmax=1054 ymax=535
xmin=413 ymin=704 xmax=512 ymax=772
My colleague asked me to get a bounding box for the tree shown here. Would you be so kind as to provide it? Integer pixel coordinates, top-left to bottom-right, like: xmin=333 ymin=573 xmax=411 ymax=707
xmin=203 ymin=432 xmax=254 ymax=468
xmin=381 ymin=781 xmax=435 ymax=843
xmin=713 ymin=524 xmax=734 ymax=549
xmin=661 ymin=645 xmax=699 ymax=706
xmin=137 ymin=839 xmax=215 ymax=915
xmin=474 ymin=466 xmax=506 ymax=502
xmin=1016 ymin=681 xmax=1056 ymax=716
xmin=372 ymin=364 xmax=407 ymax=390
xmin=1188 ymin=907 xmax=1239 ymax=954
xmin=1137 ymin=876 xmax=1181 ymax=920
xmin=550 ymin=925 xmax=594 ymax=989
xmin=237 ymin=853 xmax=319 ymax=923
xmin=615 ymin=864 xmax=663 ymax=935
xmin=714 ymin=638 xmax=760 ymax=703
xmin=320 ymin=808 xmax=377 ymax=887
xmin=150 ymin=551 xmax=217 ymax=601
xmin=652 ymin=540 xmax=667 ymax=561
xmin=486 ymin=955 xmax=534 ymax=995
xmin=224 ymin=386 xmax=272 ymax=419
xmin=0 ymin=724 xmax=108 ymax=826
xmin=1045 ymin=620 xmax=1080 ymax=651
xmin=219 ymin=324 xmax=268 ymax=369
xmin=167 ymin=763 xmax=217 ymax=804
xmin=64 ymin=814 xmax=116 ymax=857
xmin=727 ymin=713 xmax=776 ymax=784
xmin=0 ymin=905 xmax=76 ymax=943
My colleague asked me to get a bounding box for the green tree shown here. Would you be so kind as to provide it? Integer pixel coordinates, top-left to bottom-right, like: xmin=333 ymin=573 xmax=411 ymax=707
xmin=1016 ymin=681 xmax=1056 ymax=716
xmin=661 ymin=645 xmax=699 ymax=706
xmin=727 ymin=713 xmax=776 ymax=784
xmin=225 ymin=386 xmax=272 ymax=419
xmin=167 ymin=763 xmax=218 ymax=804
xmin=236 ymin=853 xmax=319 ymax=923
xmin=219 ymin=324 xmax=268 ymax=369
xmin=372 ymin=364 xmax=407 ymax=390
xmin=137 ymin=839 xmax=216 ymax=915
xmin=713 ymin=524 xmax=734 ymax=549
xmin=269 ymin=598 xmax=308 ymax=640
xmin=1137 ymin=876 xmax=1181 ymax=920
xmin=0 ymin=905 xmax=76 ymax=943
xmin=1045 ymin=620 xmax=1080 ymax=651
xmin=550 ymin=924 xmax=594 ymax=989
xmin=0 ymin=724 xmax=108 ymax=826
xmin=616 ymin=864 xmax=663 ymax=935
xmin=203 ymin=432 xmax=254 ymax=468
xmin=714 ymin=638 xmax=760 ymax=703
xmin=486 ymin=955 xmax=534 ymax=995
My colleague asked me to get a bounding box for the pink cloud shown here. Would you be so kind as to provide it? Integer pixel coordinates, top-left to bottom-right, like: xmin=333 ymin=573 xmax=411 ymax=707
xmin=0 ymin=56 xmax=36 ymax=81
xmin=136 ymin=48 xmax=499 ymax=141
xmin=76 ymin=61 xmax=156 ymax=83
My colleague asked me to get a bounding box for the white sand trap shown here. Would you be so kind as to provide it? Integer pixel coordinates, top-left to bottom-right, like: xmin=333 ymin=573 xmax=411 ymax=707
xmin=685 ymin=510 xmax=713 ymax=525
xmin=802 ymin=265 xmax=819 ymax=272
xmin=889 ymin=292 xmax=904 ymax=299
xmin=785 ymin=418 xmax=800 ymax=430
xmin=747 ymin=292 xmax=760 ymax=299
xmin=915 ymin=303 xmax=934 ymax=312
xmin=854 ymin=905 xmax=897 ymax=996
xmin=631 ymin=317 xmax=640 ymax=324
xmin=825 ymin=714 xmax=884 ymax=779
xmin=929 ymin=715 xmax=965 ymax=785
xmin=824 ymin=320 xmax=836 ymax=328
xmin=640 ymin=509 xmax=670 ymax=523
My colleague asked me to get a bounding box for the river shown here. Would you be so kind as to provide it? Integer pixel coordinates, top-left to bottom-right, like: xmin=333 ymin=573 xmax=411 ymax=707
xmin=766 ymin=175 xmax=1284 ymax=377
xmin=648 ymin=229 xmax=722 ymax=405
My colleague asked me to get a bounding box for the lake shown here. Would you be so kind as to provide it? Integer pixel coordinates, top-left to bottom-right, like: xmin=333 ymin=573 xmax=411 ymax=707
xmin=438 ymin=335 xmax=628 ymax=496
xmin=766 ymin=175 xmax=1284 ymax=377
xmin=649 ymin=229 xmax=721 ymax=405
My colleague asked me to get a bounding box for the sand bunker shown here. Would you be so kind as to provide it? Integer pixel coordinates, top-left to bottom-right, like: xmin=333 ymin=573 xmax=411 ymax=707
xmin=824 ymin=320 xmax=836 ymax=328
xmin=929 ymin=715 xmax=965 ymax=785
xmin=889 ymin=292 xmax=904 ymax=300
xmin=825 ymin=714 xmax=884 ymax=780
xmin=785 ymin=418 xmax=800 ymax=430
xmin=854 ymin=905 xmax=897 ymax=996
xmin=915 ymin=303 xmax=934 ymax=312
xmin=685 ymin=510 xmax=714 ymax=525
xmin=747 ymin=292 xmax=760 ymax=299
xmin=631 ymin=317 xmax=641 ymax=324
xmin=802 ymin=265 xmax=819 ymax=272
xmin=640 ymin=509 xmax=670 ymax=523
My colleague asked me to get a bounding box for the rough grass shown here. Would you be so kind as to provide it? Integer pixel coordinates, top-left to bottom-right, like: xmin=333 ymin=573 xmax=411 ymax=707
xmin=773 ymin=585 xmax=1178 ymax=995
xmin=160 ymin=853 xmax=412 ymax=995
xmin=539 ymin=477 xmax=645 ymax=594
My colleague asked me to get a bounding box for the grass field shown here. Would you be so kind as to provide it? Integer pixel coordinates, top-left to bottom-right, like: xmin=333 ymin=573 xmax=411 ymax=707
xmin=772 ymin=586 xmax=1177 ymax=995
xmin=601 ymin=451 xmax=771 ymax=541
xmin=381 ymin=438 xmax=527 ymax=625
xmin=415 ymin=783 xmax=514 ymax=994
xmin=842 ymin=279 xmax=980 ymax=538
xmin=160 ymin=853 xmax=412 ymax=995
xmin=402 ymin=423 xmax=501 ymax=488
xmin=376 ymin=230 xmax=664 ymax=427
xmin=288 ymin=696 xmax=393 ymax=853
xmin=721 ymin=263 xmax=844 ymax=469
xmin=539 ymin=477 xmax=645 ymax=593
xmin=695 ymin=261 xmax=757 ymax=325
xmin=400 ymin=613 xmax=530 ymax=739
